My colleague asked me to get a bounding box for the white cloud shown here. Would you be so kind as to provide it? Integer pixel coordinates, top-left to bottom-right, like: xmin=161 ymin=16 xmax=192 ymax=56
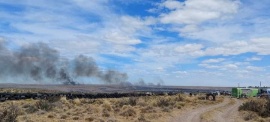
xmin=199 ymin=62 xmax=239 ymax=71
xmin=250 ymin=38 xmax=270 ymax=55
xmin=199 ymin=63 xmax=220 ymax=69
xmin=1 ymin=0 xmax=270 ymax=86
xmin=104 ymin=31 xmax=141 ymax=45
xmin=246 ymin=66 xmax=264 ymax=71
xmin=156 ymin=67 xmax=165 ymax=72
xmin=202 ymin=58 xmax=225 ymax=63
xmin=173 ymin=71 xmax=187 ymax=74
xmin=179 ymin=24 xmax=199 ymax=33
xmin=224 ymin=64 xmax=238 ymax=70
xmin=101 ymin=15 xmax=155 ymax=53
xmin=153 ymin=0 xmax=242 ymax=43
xmin=0 ymin=1 xmax=156 ymax=57
xmin=162 ymin=0 xmax=184 ymax=10
xmin=180 ymin=25 xmax=243 ymax=43
xmin=160 ymin=0 xmax=239 ymax=25
xmin=204 ymin=38 xmax=270 ymax=56
xmin=174 ymin=43 xmax=204 ymax=56
xmin=246 ymin=57 xmax=262 ymax=61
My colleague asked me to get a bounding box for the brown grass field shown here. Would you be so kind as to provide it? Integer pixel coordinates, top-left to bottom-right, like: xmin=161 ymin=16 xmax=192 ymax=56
xmin=0 ymin=87 xmax=224 ymax=122
xmin=2 ymin=85 xmax=270 ymax=122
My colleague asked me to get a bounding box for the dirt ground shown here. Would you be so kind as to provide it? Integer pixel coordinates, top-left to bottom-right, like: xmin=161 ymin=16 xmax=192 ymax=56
xmin=170 ymin=97 xmax=243 ymax=122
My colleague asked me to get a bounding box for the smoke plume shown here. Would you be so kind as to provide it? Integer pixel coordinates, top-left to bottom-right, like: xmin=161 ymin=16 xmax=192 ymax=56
xmin=0 ymin=41 xmax=128 ymax=84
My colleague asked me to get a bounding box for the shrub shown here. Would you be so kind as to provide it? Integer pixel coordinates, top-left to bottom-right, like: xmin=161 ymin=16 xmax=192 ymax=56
xmin=107 ymin=119 xmax=117 ymax=122
xmin=72 ymin=98 xmax=81 ymax=105
xmin=140 ymin=106 xmax=156 ymax=113
xmin=25 ymin=105 xmax=38 ymax=113
xmin=0 ymin=104 xmax=20 ymax=122
xmin=242 ymin=111 xmax=258 ymax=121
xmin=47 ymin=114 xmax=54 ymax=118
xmin=239 ymin=100 xmax=263 ymax=113
xmin=60 ymin=96 xmax=69 ymax=104
xmin=85 ymin=117 xmax=94 ymax=122
xmin=35 ymin=100 xmax=54 ymax=111
xmin=73 ymin=116 xmax=79 ymax=120
xmin=197 ymin=95 xmax=206 ymax=100
xmin=137 ymin=114 xmax=150 ymax=122
xmin=162 ymin=107 xmax=171 ymax=112
xmin=137 ymin=100 xmax=147 ymax=107
xmin=156 ymin=97 xmax=170 ymax=107
xmin=115 ymin=97 xmax=139 ymax=107
xmin=102 ymin=109 xmax=110 ymax=117
xmin=60 ymin=115 xmax=68 ymax=119
xmin=239 ymin=99 xmax=270 ymax=117
xmin=175 ymin=102 xmax=185 ymax=109
xmin=263 ymin=99 xmax=270 ymax=117
xmin=115 ymin=98 xmax=128 ymax=107
xmin=93 ymin=99 xmax=103 ymax=105
xmin=102 ymin=101 xmax=112 ymax=111
xmin=47 ymin=96 xmax=61 ymax=103
xmin=120 ymin=106 xmax=136 ymax=117
xmin=128 ymin=97 xmax=138 ymax=106
xmin=156 ymin=97 xmax=175 ymax=108
xmin=175 ymin=94 xmax=185 ymax=101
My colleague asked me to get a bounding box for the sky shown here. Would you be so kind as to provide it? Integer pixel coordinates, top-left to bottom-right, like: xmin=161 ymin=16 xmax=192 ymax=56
xmin=0 ymin=0 xmax=270 ymax=86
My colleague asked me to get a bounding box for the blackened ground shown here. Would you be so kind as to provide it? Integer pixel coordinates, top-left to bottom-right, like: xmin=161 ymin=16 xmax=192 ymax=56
xmin=0 ymin=83 xmax=232 ymax=93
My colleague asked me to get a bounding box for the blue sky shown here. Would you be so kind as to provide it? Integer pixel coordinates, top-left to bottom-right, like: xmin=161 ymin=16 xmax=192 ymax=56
xmin=0 ymin=0 xmax=270 ymax=86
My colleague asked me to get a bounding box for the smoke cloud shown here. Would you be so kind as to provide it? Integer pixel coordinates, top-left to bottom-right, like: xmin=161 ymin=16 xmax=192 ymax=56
xmin=73 ymin=55 xmax=128 ymax=84
xmin=0 ymin=41 xmax=128 ymax=84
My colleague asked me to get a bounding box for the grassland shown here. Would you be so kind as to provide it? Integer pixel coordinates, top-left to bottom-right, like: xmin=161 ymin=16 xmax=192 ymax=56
xmin=0 ymin=88 xmax=224 ymax=122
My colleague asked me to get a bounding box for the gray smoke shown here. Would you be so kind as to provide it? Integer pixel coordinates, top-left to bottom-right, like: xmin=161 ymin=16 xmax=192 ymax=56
xmin=0 ymin=41 xmax=128 ymax=84
xmin=73 ymin=55 xmax=128 ymax=83
xmin=73 ymin=55 xmax=99 ymax=77
xmin=14 ymin=43 xmax=59 ymax=81
xmin=134 ymin=78 xmax=165 ymax=87
xmin=98 ymin=70 xmax=128 ymax=84
xmin=135 ymin=78 xmax=146 ymax=86
xmin=58 ymin=68 xmax=76 ymax=85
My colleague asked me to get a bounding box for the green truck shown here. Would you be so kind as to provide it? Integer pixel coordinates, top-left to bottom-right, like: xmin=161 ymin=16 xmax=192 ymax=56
xmin=231 ymin=88 xmax=259 ymax=98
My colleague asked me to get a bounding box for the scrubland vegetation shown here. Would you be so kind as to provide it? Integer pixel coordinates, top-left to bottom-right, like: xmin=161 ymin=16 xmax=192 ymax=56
xmin=239 ymin=98 xmax=270 ymax=122
xmin=0 ymin=92 xmax=224 ymax=122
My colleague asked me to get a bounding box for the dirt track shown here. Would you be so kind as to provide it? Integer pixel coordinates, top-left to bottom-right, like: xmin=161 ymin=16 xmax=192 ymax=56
xmin=208 ymin=98 xmax=243 ymax=122
xmin=171 ymin=97 xmax=243 ymax=122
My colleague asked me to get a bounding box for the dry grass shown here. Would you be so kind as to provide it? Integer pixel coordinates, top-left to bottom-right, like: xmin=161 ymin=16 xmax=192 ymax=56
xmin=0 ymin=103 xmax=20 ymax=122
xmin=239 ymin=98 xmax=270 ymax=121
xmin=239 ymin=99 xmax=268 ymax=117
xmin=0 ymin=91 xmax=224 ymax=122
